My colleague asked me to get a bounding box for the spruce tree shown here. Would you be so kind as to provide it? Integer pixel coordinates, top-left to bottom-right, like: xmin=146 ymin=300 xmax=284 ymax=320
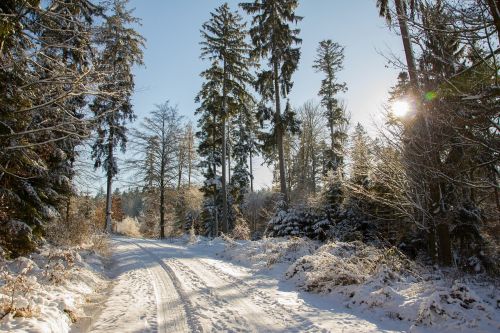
xmin=313 ymin=39 xmax=348 ymax=172
xmin=240 ymin=0 xmax=302 ymax=204
xmin=0 ymin=0 xmax=102 ymax=255
xmin=230 ymin=96 xmax=257 ymax=205
xmin=198 ymin=3 xmax=254 ymax=233
xmin=90 ymin=0 xmax=144 ymax=233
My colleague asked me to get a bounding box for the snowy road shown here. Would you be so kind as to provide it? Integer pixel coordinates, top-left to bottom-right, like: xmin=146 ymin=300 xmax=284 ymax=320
xmin=89 ymin=237 xmax=402 ymax=333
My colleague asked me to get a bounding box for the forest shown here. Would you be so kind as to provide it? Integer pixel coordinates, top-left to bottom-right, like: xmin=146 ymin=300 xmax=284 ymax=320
xmin=0 ymin=0 xmax=499 ymax=331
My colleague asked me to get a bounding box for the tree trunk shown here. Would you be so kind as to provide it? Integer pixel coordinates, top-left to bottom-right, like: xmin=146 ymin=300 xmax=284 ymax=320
xmin=177 ymin=160 xmax=183 ymax=190
xmin=105 ymin=133 xmax=114 ymax=234
xmin=249 ymin=149 xmax=254 ymax=193
xmin=188 ymin=133 xmax=192 ymax=187
xmin=437 ymin=222 xmax=452 ymax=266
xmin=227 ymin=124 xmax=231 ymax=183
xmin=105 ymin=168 xmax=113 ymax=234
xmin=160 ymin=117 xmax=166 ymax=239
xmin=274 ymin=59 xmax=288 ymax=203
xmin=220 ymin=60 xmax=229 ymax=234
xmin=395 ymin=0 xmax=418 ymax=90
xmin=487 ymin=0 xmax=500 ymax=42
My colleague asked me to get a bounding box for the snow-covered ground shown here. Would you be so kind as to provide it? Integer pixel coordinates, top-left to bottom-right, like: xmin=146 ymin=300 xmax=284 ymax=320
xmin=0 ymin=244 xmax=108 ymax=333
xmin=2 ymin=236 xmax=499 ymax=332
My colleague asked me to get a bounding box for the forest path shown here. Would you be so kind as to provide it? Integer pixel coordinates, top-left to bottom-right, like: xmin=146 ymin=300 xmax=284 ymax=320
xmin=89 ymin=237 xmax=398 ymax=333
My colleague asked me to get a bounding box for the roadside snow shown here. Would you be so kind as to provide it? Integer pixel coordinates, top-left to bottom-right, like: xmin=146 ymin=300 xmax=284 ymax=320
xmin=0 ymin=245 xmax=107 ymax=333
xmin=221 ymin=237 xmax=500 ymax=333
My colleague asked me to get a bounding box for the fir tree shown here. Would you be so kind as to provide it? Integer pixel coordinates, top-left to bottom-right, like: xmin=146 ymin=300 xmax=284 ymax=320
xmin=350 ymin=123 xmax=371 ymax=187
xmin=0 ymin=0 xmax=102 ymax=255
xmin=230 ymin=96 xmax=258 ymax=205
xmin=313 ymin=39 xmax=348 ymax=172
xmin=240 ymin=0 xmax=302 ymax=204
xmin=198 ymin=3 xmax=254 ymax=233
xmin=90 ymin=0 xmax=144 ymax=233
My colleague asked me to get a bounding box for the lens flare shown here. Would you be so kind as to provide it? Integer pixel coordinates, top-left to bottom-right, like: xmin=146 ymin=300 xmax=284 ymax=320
xmin=425 ymin=91 xmax=437 ymax=101
xmin=391 ymin=100 xmax=410 ymax=117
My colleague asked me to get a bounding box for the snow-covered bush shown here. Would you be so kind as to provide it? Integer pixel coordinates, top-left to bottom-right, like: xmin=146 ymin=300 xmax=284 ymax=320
xmin=414 ymin=281 xmax=498 ymax=328
xmin=286 ymin=241 xmax=415 ymax=292
xmin=0 ymin=244 xmax=106 ymax=332
xmin=115 ymin=216 xmax=141 ymax=237
xmin=267 ymin=196 xmax=327 ymax=240
xmin=221 ymin=236 xmax=319 ymax=269
xmin=230 ymin=214 xmax=251 ymax=240
xmin=0 ymin=259 xmax=40 ymax=319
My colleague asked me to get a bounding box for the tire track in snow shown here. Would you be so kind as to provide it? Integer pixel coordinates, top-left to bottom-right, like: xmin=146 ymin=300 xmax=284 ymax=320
xmin=115 ymin=239 xmax=202 ymax=333
xmin=142 ymin=240 xmax=326 ymax=333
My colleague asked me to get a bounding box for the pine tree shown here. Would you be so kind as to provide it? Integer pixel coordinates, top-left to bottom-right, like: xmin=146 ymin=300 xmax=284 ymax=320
xmin=90 ymin=0 xmax=144 ymax=233
xmin=240 ymin=0 xmax=302 ymax=204
xmin=313 ymin=39 xmax=348 ymax=172
xmin=198 ymin=3 xmax=254 ymax=234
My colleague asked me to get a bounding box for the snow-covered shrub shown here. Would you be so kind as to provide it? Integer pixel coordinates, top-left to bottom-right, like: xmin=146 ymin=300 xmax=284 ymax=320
xmin=0 ymin=259 xmax=40 ymax=319
xmin=187 ymin=226 xmax=198 ymax=244
xmin=115 ymin=216 xmax=141 ymax=237
xmin=230 ymin=214 xmax=251 ymax=240
xmin=415 ymin=281 xmax=498 ymax=329
xmin=265 ymin=237 xmax=318 ymax=267
xmin=267 ymin=196 xmax=326 ymax=240
xmin=42 ymin=249 xmax=77 ymax=285
xmin=286 ymin=241 xmax=415 ymax=292
xmin=89 ymin=232 xmax=110 ymax=257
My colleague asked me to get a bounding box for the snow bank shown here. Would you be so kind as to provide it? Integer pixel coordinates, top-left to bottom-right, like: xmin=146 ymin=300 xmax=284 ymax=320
xmin=221 ymin=237 xmax=500 ymax=332
xmin=0 ymin=244 xmax=107 ymax=333
xmin=220 ymin=236 xmax=319 ymax=270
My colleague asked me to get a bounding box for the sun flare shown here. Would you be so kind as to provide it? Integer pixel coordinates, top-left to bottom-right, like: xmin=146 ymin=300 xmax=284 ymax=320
xmin=391 ymin=100 xmax=410 ymax=117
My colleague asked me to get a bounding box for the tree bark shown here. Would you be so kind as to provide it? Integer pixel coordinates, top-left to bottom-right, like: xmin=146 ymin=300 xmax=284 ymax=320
xmin=105 ymin=132 xmax=114 ymax=234
xmin=220 ymin=60 xmax=229 ymax=234
xmin=249 ymin=149 xmax=254 ymax=193
xmin=487 ymin=0 xmax=500 ymax=42
xmin=395 ymin=0 xmax=418 ymax=90
xmin=160 ymin=117 xmax=166 ymax=239
xmin=274 ymin=59 xmax=288 ymax=203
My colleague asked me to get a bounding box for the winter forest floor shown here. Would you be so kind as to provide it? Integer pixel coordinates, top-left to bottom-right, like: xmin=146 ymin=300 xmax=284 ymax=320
xmin=1 ymin=236 xmax=499 ymax=333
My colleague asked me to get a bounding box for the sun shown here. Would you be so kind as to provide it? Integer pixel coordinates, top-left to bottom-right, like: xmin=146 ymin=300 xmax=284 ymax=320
xmin=391 ymin=100 xmax=410 ymax=117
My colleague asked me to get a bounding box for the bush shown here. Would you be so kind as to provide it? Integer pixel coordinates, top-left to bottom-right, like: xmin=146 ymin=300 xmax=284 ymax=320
xmin=286 ymin=241 xmax=416 ymax=293
xmin=230 ymin=215 xmax=251 ymax=240
xmin=115 ymin=216 xmax=141 ymax=237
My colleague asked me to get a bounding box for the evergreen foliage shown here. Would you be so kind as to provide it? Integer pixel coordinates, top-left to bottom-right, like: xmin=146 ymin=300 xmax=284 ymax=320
xmin=197 ymin=3 xmax=254 ymax=235
xmin=240 ymin=0 xmax=302 ymax=203
xmin=90 ymin=0 xmax=144 ymax=233
xmin=313 ymin=40 xmax=348 ymax=172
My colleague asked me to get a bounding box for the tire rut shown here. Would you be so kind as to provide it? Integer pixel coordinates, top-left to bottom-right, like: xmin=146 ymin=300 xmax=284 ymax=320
xmin=143 ymin=240 xmax=326 ymax=333
xmin=115 ymin=239 xmax=202 ymax=333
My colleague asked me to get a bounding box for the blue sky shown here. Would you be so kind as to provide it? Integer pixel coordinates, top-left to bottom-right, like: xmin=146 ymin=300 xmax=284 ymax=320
xmin=117 ymin=0 xmax=405 ymax=190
